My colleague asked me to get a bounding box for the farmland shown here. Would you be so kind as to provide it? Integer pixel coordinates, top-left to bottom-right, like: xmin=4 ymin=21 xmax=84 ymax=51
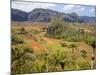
xmin=11 ymin=21 xmax=96 ymax=74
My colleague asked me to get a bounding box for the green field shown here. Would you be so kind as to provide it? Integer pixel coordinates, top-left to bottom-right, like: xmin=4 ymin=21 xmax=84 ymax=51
xmin=11 ymin=20 xmax=96 ymax=74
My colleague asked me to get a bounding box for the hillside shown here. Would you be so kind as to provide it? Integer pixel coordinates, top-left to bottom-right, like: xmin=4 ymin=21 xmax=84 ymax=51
xmin=11 ymin=8 xmax=96 ymax=24
xmin=11 ymin=9 xmax=28 ymax=21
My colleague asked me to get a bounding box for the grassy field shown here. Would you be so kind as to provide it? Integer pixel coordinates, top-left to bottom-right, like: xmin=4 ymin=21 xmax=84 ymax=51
xmin=11 ymin=21 xmax=96 ymax=74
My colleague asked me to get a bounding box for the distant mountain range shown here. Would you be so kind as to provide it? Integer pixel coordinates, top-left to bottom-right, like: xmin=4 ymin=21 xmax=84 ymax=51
xmin=11 ymin=8 xmax=96 ymax=24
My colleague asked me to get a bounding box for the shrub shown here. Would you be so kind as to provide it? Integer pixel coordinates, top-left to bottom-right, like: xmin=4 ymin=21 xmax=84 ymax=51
xmin=11 ymin=47 xmax=36 ymax=74
xmin=60 ymin=42 xmax=68 ymax=47
xmin=11 ymin=35 xmax=24 ymax=45
xmin=81 ymin=50 xmax=87 ymax=58
xmin=21 ymin=27 xmax=25 ymax=32
xmin=68 ymin=43 xmax=77 ymax=53
xmin=32 ymin=30 xmax=39 ymax=34
xmin=78 ymin=61 xmax=91 ymax=70
xmin=19 ymin=27 xmax=27 ymax=34
xmin=85 ymin=33 xmax=96 ymax=48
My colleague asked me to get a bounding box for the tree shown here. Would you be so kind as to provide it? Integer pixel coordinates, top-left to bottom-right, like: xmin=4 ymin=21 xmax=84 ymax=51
xmin=47 ymin=18 xmax=66 ymax=38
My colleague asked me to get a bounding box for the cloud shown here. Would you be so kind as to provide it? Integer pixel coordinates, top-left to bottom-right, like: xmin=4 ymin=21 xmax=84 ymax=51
xmin=12 ymin=1 xmax=57 ymax=12
xmin=90 ymin=8 xmax=95 ymax=12
xmin=62 ymin=5 xmax=85 ymax=11
xmin=80 ymin=7 xmax=85 ymax=11
xmin=11 ymin=1 xmax=96 ymax=17
xmin=62 ymin=5 xmax=75 ymax=11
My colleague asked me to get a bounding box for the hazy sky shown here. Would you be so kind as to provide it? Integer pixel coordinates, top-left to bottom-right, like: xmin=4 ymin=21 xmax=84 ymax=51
xmin=12 ymin=1 xmax=96 ymax=17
